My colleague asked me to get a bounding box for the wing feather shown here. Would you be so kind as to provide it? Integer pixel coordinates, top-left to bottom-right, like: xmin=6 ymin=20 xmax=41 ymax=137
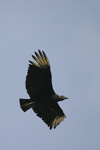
xmin=32 ymin=101 xmax=66 ymax=129
xmin=26 ymin=50 xmax=54 ymax=98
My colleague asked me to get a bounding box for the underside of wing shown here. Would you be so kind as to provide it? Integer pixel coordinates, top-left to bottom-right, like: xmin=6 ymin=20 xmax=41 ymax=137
xmin=26 ymin=50 xmax=54 ymax=98
xmin=32 ymin=101 xmax=66 ymax=129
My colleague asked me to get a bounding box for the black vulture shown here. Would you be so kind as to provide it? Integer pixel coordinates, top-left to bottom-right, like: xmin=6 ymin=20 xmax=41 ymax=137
xmin=19 ymin=50 xmax=69 ymax=129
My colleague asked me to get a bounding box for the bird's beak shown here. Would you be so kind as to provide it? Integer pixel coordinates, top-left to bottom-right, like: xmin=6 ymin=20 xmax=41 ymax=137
xmin=65 ymin=97 xmax=69 ymax=99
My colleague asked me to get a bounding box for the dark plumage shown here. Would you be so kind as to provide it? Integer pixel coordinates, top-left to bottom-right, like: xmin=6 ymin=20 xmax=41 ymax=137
xmin=19 ymin=50 xmax=69 ymax=129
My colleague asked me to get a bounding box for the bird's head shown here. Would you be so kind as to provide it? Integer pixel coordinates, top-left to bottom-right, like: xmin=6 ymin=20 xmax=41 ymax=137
xmin=58 ymin=95 xmax=69 ymax=101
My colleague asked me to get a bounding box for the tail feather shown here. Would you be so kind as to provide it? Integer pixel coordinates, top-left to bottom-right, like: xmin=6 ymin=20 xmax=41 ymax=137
xmin=19 ymin=99 xmax=34 ymax=112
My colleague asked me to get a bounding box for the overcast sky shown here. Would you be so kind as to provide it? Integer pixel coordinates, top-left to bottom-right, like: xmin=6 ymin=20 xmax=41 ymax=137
xmin=0 ymin=0 xmax=100 ymax=150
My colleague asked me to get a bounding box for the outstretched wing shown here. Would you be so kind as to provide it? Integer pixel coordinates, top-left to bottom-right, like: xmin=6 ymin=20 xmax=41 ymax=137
xmin=32 ymin=101 xmax=66 ymax=129
xmin=26 ymin=50 xmax=54 ymax=98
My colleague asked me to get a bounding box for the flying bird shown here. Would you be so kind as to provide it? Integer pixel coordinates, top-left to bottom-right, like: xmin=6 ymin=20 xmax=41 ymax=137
xmin=19 ymin=50 xmax=69 ymax=129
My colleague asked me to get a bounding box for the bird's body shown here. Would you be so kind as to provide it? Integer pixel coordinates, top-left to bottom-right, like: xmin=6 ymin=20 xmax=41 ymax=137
xmin=19 ymin=50 xmax=69 ymax=129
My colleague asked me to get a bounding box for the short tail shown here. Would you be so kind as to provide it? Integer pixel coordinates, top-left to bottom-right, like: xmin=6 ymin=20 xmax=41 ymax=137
xmin=19 ymin=99 xmax=34 ymax=112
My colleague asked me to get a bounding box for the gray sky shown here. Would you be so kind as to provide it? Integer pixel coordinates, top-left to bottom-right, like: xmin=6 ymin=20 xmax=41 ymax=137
xmin=0 ymin=0 xmax=100 ymax=150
